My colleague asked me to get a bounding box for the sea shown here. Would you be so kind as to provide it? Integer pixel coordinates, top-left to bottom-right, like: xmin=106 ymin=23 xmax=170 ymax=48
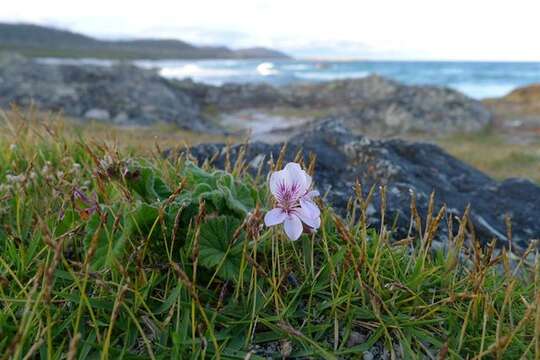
xmin=38 ymin=58 xmax=540 ymax=99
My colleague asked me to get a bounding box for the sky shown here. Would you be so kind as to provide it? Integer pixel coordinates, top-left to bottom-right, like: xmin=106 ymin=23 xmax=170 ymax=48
xmin=2 ymin=0 xmax=540 ymax=61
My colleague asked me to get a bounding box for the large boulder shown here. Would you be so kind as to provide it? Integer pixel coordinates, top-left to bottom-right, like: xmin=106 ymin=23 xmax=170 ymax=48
xmin=287 ymin=75 xmax=491 ymax=136
xmin=318 ymin=81 xmax=492 ymax=136
xmin=181 ymin=120 xmax=539 ymax=251
xmin=285 ymin=75 xmax=400 ymax=107
xmin=0 ymin=53 xmax=207 ymax=130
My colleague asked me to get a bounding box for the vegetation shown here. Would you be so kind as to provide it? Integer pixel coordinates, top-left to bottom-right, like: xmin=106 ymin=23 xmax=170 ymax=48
xmin=0 ymin=110 xmax=539 ymax=359
xmin=437 ymin=130 xmax=540 ymax=183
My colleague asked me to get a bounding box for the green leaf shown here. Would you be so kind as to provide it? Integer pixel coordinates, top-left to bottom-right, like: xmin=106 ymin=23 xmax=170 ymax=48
xmin=126 ymin=166 xmax=171 ymax=202
xmin=182 ymin=163 xmax=256 ymax=217
xmin=198 ymin=216 xmax=247 ymax=282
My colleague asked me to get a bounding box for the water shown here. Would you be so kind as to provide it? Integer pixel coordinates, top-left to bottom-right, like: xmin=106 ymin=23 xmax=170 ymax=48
xmin=39 ymin=58 xmax=540 ymax=99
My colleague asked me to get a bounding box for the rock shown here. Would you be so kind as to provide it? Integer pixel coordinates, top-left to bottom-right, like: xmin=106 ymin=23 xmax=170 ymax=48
xmin=180 ymin=120 xmax=539 ymax=251
xmin=363 ymin=352 xmax=375 ymax=360
xmin=484 ymin=84 xmax=540 ymax=130
xmin=84 ymin=108 xmax=110 ymax=121
xmin=197 ymin=75 xmax=491 ymax=137
xmin=286 ymin=75 xmax=400 ymax=107
xmin=501 ymin=84 xmax=540 ymax=104
xmin=296 ymin=76 xmax=491 ymax=136
xmin=113 ymin=112 xmax=129 ymax=124
xmin=316 ymin=79 xmax=491 ymax=136
xmin=203 ymin=82 xmax=291 ymax=111
xmin=347 ymin=331 xmax=367 ymax=347
xmin=0 ymin=54 xmax=209 ymax=131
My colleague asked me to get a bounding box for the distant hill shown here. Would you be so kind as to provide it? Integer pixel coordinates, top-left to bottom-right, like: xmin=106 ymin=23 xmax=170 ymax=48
xmin=0 ymin=23 xmax=291 ymax=60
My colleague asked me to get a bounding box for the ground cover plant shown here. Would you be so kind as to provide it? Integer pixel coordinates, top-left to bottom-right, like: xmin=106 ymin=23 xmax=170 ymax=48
xmin=0 ymin=110 xmax=539 ymax=359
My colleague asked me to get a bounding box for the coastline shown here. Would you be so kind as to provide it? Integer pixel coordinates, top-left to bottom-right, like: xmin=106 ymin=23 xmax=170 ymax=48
xmin=33 ymin=56 xmax=540 ymax=99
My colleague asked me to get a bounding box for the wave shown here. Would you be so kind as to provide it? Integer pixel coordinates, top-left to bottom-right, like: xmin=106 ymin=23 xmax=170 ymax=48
xmin=256 ymin=62 xmax=279 ymax=76
xmin=159 ymin=64 xmax=242 ymax=80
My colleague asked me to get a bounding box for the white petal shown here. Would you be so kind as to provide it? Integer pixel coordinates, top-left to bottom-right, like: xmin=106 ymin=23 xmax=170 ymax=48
xmin=293 ymin=207 xmax=321 ymax=230
xmin=305 ymin=190 xmax=320 ymax=200
xmin=283 ymin=214 xmax=303 ymax=241
xmin=284 ymin=162 xmax=308 ymax=196
xmin=269 ymin=169 xmax=289 ymax=197
xmin=305 ymin=174 xmax=312 ymax=189
xmin=300 ymin=197 xmax=321 ymax=218
xmin=264 ymin=208 xmax=286 ymax=226
xmin=284 ymin=162 xmax=303 ymax=173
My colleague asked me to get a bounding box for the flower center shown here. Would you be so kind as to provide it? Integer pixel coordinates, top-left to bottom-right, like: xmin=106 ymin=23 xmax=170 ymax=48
xmin=277 ymin=181 xmax=301 ymax=212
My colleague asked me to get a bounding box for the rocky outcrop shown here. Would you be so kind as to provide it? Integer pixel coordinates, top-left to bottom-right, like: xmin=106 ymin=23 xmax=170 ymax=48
xmin=203 ymin=83 xmax=292 ymax=111
xmin=484 ymin=84 xmax=540 ymax=130
xmin=182 ymin=121 xmax=539 ymax=251
xmin=0 ymin=53 xmax=208 ymax=130
xmin=312 ymin=77 xmax=492 ymax=136
xmin=188 ymin=75 xmax=491 ymax=136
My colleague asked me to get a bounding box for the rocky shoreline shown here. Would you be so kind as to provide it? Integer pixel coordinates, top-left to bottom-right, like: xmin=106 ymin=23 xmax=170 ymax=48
xmin=0 ymin=53 xmax=492 ymax=138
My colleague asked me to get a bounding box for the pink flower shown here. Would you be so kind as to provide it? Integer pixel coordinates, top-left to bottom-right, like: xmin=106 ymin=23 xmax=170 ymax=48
xmin=264 ymin=162 xmax=321 ymax=241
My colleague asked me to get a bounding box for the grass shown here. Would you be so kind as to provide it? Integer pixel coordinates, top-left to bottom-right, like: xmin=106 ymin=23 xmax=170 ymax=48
xmin=1 ymin=108 xmax=234 ymax=154
xmin=435 ymin=130 xmax=540 ymax=183
xmin=0 ymin=111 xmax=540 ymax=359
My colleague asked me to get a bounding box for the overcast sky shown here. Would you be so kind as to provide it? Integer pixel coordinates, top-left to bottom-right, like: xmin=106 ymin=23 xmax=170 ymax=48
xmin=2 ymin=0 xmax=540 ymax=61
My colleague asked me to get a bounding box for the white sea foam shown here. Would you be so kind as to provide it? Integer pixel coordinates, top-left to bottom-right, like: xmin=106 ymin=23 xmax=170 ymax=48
xmin=256 ymin=62 xmax=279 ymax=76
xmin=159 ymin=64 xmax=242 ymax=81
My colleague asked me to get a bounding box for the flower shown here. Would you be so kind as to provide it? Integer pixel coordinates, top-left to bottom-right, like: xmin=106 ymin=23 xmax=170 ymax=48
xmin=264 ymin=162 xmax=321 ymax=241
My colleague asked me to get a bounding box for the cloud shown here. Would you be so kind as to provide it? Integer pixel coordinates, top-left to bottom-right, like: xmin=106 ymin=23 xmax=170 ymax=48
xmin=2 ymin=0 xmax=540 ymax=60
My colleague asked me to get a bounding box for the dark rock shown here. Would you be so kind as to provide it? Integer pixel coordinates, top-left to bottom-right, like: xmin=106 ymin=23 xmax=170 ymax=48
xmin=180 ymin=120 xmax=539 ymax=251
xmin=204 ymin=83 xmax=291 ymax=111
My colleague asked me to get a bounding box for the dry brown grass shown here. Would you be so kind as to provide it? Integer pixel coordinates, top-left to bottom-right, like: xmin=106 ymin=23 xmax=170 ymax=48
xmin=0 ymin=107 xmax=235 ymax=154
xmin=436 ymin=130 xmax=540 ymax=183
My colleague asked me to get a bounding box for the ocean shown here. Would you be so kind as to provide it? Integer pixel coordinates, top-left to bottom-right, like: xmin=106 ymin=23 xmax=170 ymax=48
xmin=39 ymin=58 xmax=540 ymax=99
